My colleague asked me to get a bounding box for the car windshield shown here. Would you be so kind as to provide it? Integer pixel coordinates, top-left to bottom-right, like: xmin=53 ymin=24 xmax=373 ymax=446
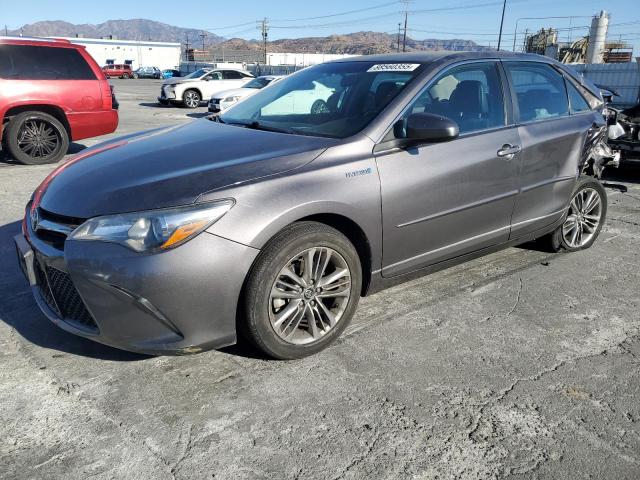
xmin=220 ymin=61 xmax=423 ymax=139
xmin=184 ymin=68 xmax=210 ymax=79
xmin=244 ymin=77 xmax=273 ymax=89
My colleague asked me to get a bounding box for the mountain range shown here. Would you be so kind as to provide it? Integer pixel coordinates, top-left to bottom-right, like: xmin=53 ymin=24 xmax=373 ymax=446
xmin=7 ymin=19 xmax=490 ymax=54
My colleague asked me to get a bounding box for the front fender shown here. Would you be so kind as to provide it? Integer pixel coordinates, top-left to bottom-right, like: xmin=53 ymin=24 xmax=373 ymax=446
xmin=204 ymin=141 xmax=383 ymax=272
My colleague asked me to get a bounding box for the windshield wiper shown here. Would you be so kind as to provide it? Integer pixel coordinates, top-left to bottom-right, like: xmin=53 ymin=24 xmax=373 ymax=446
xmin=229 ymin=120 xmax=297 ymax=135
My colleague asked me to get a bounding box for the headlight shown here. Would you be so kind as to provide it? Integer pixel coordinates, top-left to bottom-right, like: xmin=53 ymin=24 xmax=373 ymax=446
xmin=223 ymin=96 xmax=241 ymax=103
xmin=69 ymin=200 xmax=234 ymax=252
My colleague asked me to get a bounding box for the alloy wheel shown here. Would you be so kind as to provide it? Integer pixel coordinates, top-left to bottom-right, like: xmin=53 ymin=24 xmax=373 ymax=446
xmin=184 ymin=91 xmax=200 ymax=108
xmin=562 ymin=187 xmax=603 ymax=248
xmin=269 ymin=247 xmax=352 ymax=345
xmin=16 ymin=118 xmax=61 ymax=160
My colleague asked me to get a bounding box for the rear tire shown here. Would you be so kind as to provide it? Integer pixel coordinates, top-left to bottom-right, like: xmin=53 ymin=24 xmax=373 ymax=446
xmin=5 ymin=111 xmax=69 ymax=165
xmin=538 ymin=176 xmax=607 ymax=252
xmin=240 ymin=221 xmax=362 ymax=360
xmin=122 ymin=73 xmax=130 ymax=79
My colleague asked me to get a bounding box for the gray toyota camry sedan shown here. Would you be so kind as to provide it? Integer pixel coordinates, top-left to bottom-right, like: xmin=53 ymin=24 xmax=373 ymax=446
xmin=15 ymin=52 xmax=610 ymax=359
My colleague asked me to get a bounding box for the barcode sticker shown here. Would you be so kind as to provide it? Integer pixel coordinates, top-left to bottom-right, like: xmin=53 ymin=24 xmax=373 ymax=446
xmin=367 ymin=63 xmax=420 ymax=72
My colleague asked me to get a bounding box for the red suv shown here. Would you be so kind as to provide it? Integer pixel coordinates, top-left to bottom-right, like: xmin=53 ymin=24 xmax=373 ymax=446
xmin=102 ymin=64 xmax=133 ymax=79
xmin=0 ymin=37 xmax=119 ymax=164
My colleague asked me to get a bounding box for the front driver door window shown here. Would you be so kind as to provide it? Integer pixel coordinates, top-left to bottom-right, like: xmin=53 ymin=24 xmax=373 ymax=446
xmin=202 ymin=71 xmax=222 ymax=96
xmin=376 ymin=61 xmax=521 ymax=277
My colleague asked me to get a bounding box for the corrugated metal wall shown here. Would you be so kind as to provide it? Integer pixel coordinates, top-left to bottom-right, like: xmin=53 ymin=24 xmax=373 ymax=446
xmin=569 ymin=62 xmax=640 ymax=107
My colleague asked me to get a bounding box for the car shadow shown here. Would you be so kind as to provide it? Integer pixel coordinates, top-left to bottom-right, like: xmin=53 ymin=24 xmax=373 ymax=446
xmin=139 ymin=102 xmax=171 ymax=108
xmin=185 ymin=112 xmax=211 ymax=119
xmin=1 ymin=142 xmax=87 ymax=165
xmin=603 ymin=162 xmax=640 ymax=185
xmin=0 ymin=220 xmax=149 ymax=361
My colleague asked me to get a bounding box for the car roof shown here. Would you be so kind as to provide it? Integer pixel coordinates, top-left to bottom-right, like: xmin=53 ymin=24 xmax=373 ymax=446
xmin=0 ymin=35 xmax=81 ymax=48
xmin=330 ymin=50 xmax=549 ymax=63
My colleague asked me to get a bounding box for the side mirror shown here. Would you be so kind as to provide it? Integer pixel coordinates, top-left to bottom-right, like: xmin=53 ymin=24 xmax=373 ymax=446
xmin=406 ymin=113 xmax=459 ymax=143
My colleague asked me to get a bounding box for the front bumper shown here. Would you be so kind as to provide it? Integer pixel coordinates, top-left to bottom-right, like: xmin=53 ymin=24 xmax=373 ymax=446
xmin=158 ymin=85 xmax=177 ymax=102
xmin=15 ymin=218 xmax=259 ymax=355
xmin=208 ymin=99 xmax=235 ymax=113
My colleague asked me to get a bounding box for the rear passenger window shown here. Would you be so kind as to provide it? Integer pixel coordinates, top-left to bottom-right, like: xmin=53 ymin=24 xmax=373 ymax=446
xmin=505 ymin=62 xmax=568 ymax=122
xmin=0 ymin=44 xmax=96 ymax=80
xmin=223 ymin=70 xmax=243 ymax=80
xmin=400 ymin=62 xmax=506 ymax=135
xmin=566 ymin=79 xmax=591 ymax=113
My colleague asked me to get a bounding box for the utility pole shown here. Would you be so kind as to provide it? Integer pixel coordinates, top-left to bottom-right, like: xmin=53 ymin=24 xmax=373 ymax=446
xmin=402 ymin=9 xmax=408 ymax=52
xmin=397 ymin=22 xmax=401 ymax=52
xmin=185 ymin=33 xmax=191 ymax=61
xmin=400 ymin=0 xmax=414 ymax=52
xmin=4 ymin=25 xmax=7 ymax=36
xmin=199 ymin=32 xmax=207 ymax=59
xmin=497 ymin=0 xmax=507 ymax=51
xmin=258 ymin=18 xmax=269 ymax=65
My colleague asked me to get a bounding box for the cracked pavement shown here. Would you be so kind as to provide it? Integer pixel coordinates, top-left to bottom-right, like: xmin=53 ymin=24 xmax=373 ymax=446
xmin=1 ymin=80 xmax=640 ymax=479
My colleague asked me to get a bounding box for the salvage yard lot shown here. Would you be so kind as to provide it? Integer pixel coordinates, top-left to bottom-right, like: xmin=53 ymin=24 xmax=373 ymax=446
xmin=1 ymin=78 xmax=640 ymax=479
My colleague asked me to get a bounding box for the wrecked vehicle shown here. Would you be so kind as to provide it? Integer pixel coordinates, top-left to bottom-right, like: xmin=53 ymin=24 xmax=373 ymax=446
xmin=15 ymin=52 xmax=613 ymax=359
xmin=605 ymin=97 xmax=640 ymax=165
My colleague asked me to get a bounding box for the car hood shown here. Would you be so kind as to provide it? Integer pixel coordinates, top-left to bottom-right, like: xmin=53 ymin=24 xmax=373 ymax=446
xmin=39 ymin=120 xmax=336 ymax=219
xmin=213 ymin=87 xmax=255 ymax=100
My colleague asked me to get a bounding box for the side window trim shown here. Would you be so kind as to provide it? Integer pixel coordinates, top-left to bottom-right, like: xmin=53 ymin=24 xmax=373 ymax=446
xmin=501 ymin=60 xmax=570 ymax=125
xmin=377 ymin=59 xmax=510 ymax=148
xmin=563 ymin=75 xmax=593 ymax=114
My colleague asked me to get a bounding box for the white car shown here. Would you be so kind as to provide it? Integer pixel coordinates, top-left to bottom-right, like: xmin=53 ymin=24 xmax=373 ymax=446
xmin=208 ymin=75 xmax=284 ymax=113
xmin=158 ymin=68 xmax=254 ymax=108
xmin=260 ymin=80 xmax=335 ymax=116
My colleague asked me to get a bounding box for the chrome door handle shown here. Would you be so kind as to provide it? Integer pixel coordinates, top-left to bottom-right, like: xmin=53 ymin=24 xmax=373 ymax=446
xmin=497 ymin=144 xmax=521 ymax=158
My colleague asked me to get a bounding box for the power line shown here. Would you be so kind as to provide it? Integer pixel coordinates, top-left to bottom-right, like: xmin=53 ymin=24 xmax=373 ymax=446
xmin=270 ymin=12 xmax=400 ymax=30
xmin=273 ymin=1 xmax=399 ymax=22
xmin=410 ymin=0 xmax=527 ymax=15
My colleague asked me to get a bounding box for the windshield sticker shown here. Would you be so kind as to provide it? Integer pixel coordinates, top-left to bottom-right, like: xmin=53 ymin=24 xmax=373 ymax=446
xmin=367 ymin=63 xmax=420 ymax=72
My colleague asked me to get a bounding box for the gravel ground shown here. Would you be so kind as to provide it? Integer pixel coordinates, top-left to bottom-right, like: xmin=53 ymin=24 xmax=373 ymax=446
xmin=1 ymin=79 xmax=640 ymax=479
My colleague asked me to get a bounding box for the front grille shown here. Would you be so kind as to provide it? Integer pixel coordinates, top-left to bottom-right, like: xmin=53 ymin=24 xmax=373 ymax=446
xmin=33 ymin=208 xmax=85 ymax=250
xmin=34 ymin=260 xmax=59 ymax=315
xmin=34 ymin=260 xmax=98 ymax=332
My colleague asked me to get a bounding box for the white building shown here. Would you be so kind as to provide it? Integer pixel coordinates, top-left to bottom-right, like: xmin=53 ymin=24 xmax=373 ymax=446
xmin=62 ymin=37 xmax=181 ymax=70
xmin=266 ymin=52 xmax=356 ymax=67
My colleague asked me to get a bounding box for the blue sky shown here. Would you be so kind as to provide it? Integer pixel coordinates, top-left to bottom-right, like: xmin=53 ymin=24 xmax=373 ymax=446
xmin=1 ymin=0 xmax=639 ymax=53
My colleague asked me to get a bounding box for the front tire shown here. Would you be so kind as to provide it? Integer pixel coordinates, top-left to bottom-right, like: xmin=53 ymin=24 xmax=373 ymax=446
xmin=5 ymin=111 xmax=69 ymax=165
xmin=540 ymin=176 xmax=607 ymax=252
xmin=240 ymin=222 xmax=362 ymax=359
xmin=182 ymin=89 xmax=201 ymax=108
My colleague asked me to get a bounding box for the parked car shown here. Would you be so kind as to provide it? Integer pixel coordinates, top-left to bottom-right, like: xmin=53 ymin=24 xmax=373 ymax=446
xmin=158 ymin=68 xmax=254 ymax=108
xmin=162 ymin=69 xmax=181 ymax=79
xmin=16 ymin=52 xmax=611 ymax=359
xmin=134 ymin=66 xmax=161 ymax=79
xmin=208 ymin=75 xmax=283 ymax=113
xmin=102 ymin=64 xmax=133 ymax=79
xmin=0 ymin=37 xmax=119 ymax=165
